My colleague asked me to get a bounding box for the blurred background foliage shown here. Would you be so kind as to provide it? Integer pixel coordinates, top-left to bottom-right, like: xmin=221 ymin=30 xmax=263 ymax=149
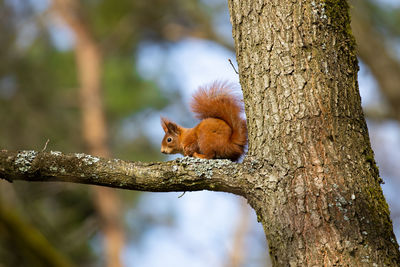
xmin=0 ymin=0 xmax=399 ymax=266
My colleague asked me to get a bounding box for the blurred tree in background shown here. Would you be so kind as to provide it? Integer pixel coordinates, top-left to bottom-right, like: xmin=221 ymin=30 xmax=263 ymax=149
xmin=0 ymin=0 xmax=399 ymax=266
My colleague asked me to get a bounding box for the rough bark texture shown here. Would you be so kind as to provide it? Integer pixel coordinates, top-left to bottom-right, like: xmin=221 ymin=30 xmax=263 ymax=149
xmin=228 ymin=0 xmax=400 ymax=266
xmin=0 ymin=151 xmax=247 ymax=196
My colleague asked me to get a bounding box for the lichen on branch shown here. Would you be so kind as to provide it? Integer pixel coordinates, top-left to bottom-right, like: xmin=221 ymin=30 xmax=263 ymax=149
xmin=0 ymin=150 xmax=247 ymax=196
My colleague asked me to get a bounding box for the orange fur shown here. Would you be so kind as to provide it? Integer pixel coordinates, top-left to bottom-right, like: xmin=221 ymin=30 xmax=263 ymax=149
xmin=161 ymin=81 xmax=247 ymax=161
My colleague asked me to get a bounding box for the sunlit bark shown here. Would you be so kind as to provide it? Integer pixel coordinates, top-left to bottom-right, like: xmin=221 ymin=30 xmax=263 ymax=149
xmin=228 ymin=0 xmax=400 ymax=265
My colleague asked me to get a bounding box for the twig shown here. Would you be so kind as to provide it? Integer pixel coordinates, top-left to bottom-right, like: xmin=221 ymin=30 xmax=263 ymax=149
xmin=229 ymin=59 xmax=239 ymax=75
xmin=42 ymin=139 xmax=50 ymax=152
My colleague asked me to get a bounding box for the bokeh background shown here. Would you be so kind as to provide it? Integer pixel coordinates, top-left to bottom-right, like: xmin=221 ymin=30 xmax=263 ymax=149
xmin=0 ymin=0 xmax=399 ymax=266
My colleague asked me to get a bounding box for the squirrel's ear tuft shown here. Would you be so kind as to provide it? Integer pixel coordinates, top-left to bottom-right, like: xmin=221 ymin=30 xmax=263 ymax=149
xmin=167 ymin=122 xmax=180 ymax=135
xmin=161 ymin=117 xmax=169 ymax=133
xmin=161 ymin=117 xmax=180 ymax=134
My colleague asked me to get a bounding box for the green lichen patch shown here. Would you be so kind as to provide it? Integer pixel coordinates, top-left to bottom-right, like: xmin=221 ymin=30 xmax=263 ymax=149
xmin=358 ymin=182 xmax=399 ymax=256
xmin=174 ymin=157 xmax=238 ymax=179
xmin=362 ymin=148 xmax=380 ymax=179
xmin=50 ymin=151 xmax=62 ymax=156
xmin=74 ymin=153 xmax=100 ymax=165
xmin=75 ymin=153 xmax=86 ymax=159
xmin=82 ymin=155 xmax=100 ymax=165
xmin=322 ymin=0 xmax=356 ymax=50
xmin=14 ymin=150 xmax=38 ymax=173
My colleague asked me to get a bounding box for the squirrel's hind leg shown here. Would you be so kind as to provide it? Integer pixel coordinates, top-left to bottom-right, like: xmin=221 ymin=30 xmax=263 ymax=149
xmin=193 ymin=152 xmax=214 ymax=159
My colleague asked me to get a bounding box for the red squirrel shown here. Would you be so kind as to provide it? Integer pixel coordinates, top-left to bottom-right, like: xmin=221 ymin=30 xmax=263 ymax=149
xmin=161 ymin=81 xmax=247 ymax=161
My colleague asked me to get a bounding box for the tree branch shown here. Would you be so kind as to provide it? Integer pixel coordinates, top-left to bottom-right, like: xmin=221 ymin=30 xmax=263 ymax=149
xmin=0 ymin=150 xmax=247 ymax=196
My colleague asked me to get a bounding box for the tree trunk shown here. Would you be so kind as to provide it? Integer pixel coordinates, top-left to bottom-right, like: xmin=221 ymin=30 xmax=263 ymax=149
xmin=228 ymin=0 xmax=400 ymax=265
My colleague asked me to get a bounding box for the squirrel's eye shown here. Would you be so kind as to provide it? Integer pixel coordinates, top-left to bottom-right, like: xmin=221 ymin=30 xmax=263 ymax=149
xmin=167 ymin=137 xmax=172 ymax=143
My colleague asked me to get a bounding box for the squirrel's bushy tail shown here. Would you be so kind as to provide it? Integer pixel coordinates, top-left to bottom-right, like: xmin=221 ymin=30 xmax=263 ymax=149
xmin=190 ymin=81 xmax=247 ymax=157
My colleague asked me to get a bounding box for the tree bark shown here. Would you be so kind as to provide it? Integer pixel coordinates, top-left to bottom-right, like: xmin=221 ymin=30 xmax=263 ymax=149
xmin=1 ymin=0 xmax=400 ymax=266
xmin=228 ymin=0 xmax=400 ymax=265
xmin=0 ymin=151 xmax=247 ymax=196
